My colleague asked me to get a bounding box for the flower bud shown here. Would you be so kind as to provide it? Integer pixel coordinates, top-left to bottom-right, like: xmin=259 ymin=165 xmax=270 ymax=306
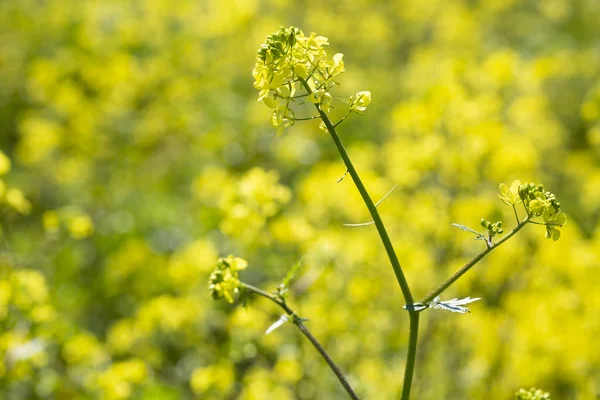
xmin=518 ymin=184 xmax=528 ymax=200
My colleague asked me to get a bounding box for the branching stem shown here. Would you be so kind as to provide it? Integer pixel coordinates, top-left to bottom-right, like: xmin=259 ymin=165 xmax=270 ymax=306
xmin=298 ymin=77 xmax=418 ymax=400
xmin=420 ymin=216 xmax=530 ymax=304
xmin=240 ymin=283 xmax=360 ymax=400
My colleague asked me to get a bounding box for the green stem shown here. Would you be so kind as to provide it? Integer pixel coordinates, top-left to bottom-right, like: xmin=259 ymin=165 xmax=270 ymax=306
xmin=401 ymin=312 xmax=419 ymax=400
xmin=298 ymin=78 xmax=414 ymax=305
xmin=298 ymin=78 xmax=418 ymax=400
xmin=240 ymin=283 xmax=360 ymax=400
xmin=512 ymin=204 xmax=520 ymax=224
xmin=295 ymin=116 xmax=321 ymax=121
xmin=333 ymin=110 xmax=352 ymax=128
xmin=420 ymin=216 xmax=530 ymax=304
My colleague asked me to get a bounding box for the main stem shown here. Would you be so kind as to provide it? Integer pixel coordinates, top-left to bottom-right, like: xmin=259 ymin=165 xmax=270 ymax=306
xmin=241 ymin=283 xmax=360 ymax=400
xmin=420 ymin=216 xmax=530 ymax=304
xmin=298 ymin=78 xmax=418 ymax=400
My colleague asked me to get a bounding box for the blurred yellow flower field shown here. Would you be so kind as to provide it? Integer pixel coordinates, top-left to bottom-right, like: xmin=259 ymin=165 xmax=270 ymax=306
xmin=0 ymin=0 xmax=599 ymax=399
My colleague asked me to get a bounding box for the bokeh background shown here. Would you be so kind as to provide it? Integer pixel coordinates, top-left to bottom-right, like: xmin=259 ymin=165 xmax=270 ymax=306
xmin=1 ymin=0 xmax=599 ymax=399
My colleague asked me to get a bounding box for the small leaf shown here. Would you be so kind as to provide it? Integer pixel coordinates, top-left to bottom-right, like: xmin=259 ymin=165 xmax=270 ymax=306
xmin=282 ymin=258 xmax=304 ymax=289
xmin=374 ymin=185 xmax=398 ymax=207
xmin=336 ymin=169 xmax=349 ymax=183
xmin=266 ymin=315 xmax=290 ymax=335
xmin=343 ymin=221 xmax=375 ymax=227
xmin=451 ymin=223 xmax=486 ymax=238
xmin=344 ymin=185 xmax=397 ymax=227
xmin=429 ymin=296 xmax=481 ymax=314
xmin=294 ymin=63 xmax=308 ymax=79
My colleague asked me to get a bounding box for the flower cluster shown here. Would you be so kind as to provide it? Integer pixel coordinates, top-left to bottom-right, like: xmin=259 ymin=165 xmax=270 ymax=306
xmin=252 ymin=26 xmax=369 ymax=135
xmin=209 ymin=256 xmax=248 ymax=303
xmin=498 ymin=181 xmax=566 ymax=241
xmin=518 ymin=182 xmax=566 ymax=240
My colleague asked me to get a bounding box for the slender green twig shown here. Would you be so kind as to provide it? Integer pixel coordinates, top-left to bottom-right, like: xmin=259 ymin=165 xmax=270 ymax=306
xmin=522 ymin=201 xmax=529 ymax=215
xmin=333 ymin=110 xmax=352 ymax=128
xmin=240 ymin=283 xmax=361 ymax=400
xmin=298 ymin=77 xmax=418 ymax=400
xmin=295 ymin=116 xmax=321 ymax=121
xmin=528 ymin=220 xmax=561 ymax=226
xmin=343 ymin=185 xmax=398 ymax=227
xmin=420 ymin=216 xmax=530 ymax=304
xmin=512 ymin=204 xmax=520 ymax=224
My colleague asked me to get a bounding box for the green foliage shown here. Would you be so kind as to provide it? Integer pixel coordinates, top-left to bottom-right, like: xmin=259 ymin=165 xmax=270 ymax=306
xmin=277 ymin=258 xmax=303 ymax=299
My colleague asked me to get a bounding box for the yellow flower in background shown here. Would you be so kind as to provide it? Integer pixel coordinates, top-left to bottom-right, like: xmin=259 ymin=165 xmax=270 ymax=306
xmin=0 ymin=151 xmax=32 ymax=215
xmin=66 ymin=214 xmax=95 ymax=240
xmin=42 ymin=211 xmax=60 ymax=233
xmin=96 ymin=358 xmax=148 ymax=400
xmin=0 ymin=151 xmax=11 ymax=175
xmin=5 ymin=188 xmax=31 ymax=215
xmin=62 ymin=332 xmax=108 ymax=366
xmin=190 ymin=363 xmax=235 ymax=395
xmin=11 ymin=269 xmax=48 ymax=310
xmin=40 ymin=208 xmax=95 ymax=239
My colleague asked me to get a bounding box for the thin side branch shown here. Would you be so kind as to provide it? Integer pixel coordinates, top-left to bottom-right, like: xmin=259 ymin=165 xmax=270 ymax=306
xmin=420 ymin=215 xmax=530 ymax=304
xmin=333 ymin=110 xmax=352 ymax=128
xmin=240 ymin=283 xmax=360 ymax=400
xmin=343 ymin=185 xmax=398 ymax=227
xmin=512 ymin=204 xmax=520 ymax=224
xmin=337 ymin=169 xmax=350 ymax=183
xmin=295 ymin=116 xmax=321 ymax=121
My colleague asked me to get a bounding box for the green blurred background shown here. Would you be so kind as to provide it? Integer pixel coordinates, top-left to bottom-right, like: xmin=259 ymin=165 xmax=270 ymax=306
xmin=1 ymin=0 xmax=599 ymax=399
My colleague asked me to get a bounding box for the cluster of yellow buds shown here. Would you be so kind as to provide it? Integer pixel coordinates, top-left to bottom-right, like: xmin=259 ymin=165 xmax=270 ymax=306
xmin=208 ymin=256 xmax=248 ymax=303
xmin=499 ymin=180 xmax=566 ymax=241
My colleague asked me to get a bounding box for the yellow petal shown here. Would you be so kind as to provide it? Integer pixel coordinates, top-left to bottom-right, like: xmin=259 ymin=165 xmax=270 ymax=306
xmin=499 ymin=183 xmax=509 ymax=196
xmin=509 ymin=180 xmax=521 ymax=194
xmin=233 ymin=257 xmax=248 ymax=271
xmin=293 ymin=63 xmax=308 ymax=79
